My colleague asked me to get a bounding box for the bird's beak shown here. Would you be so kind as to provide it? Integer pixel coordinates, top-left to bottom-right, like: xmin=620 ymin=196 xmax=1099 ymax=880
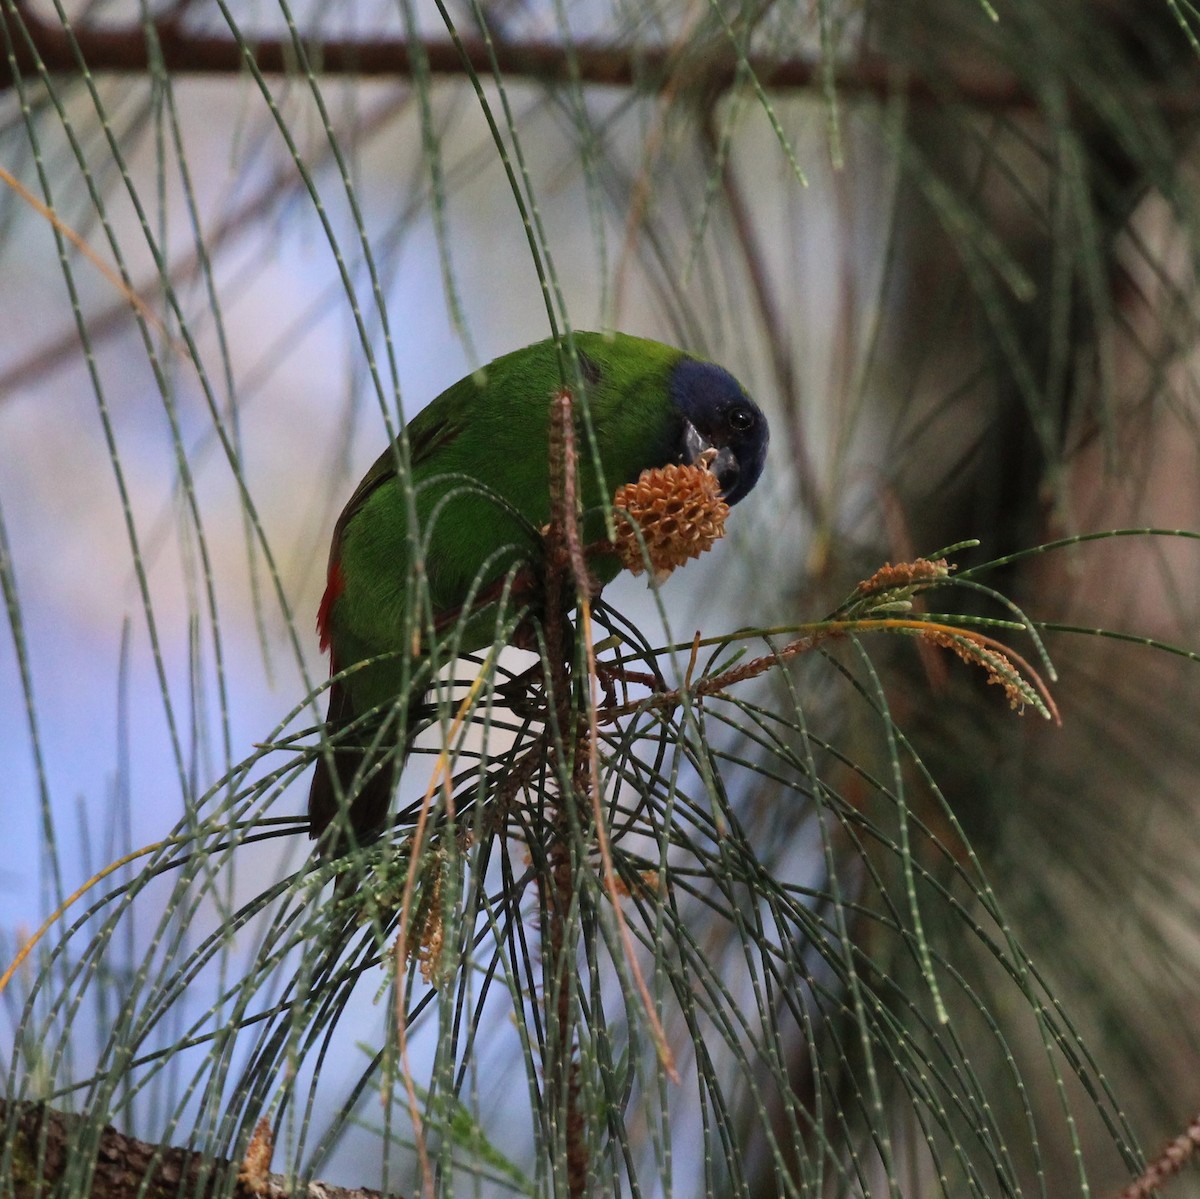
xmin=682 ymin=420 xmax=740 ymax=497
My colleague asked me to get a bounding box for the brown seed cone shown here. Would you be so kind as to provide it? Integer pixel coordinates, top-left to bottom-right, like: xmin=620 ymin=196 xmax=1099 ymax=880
xmin=613 ymin=461 xmax=729 ymax=584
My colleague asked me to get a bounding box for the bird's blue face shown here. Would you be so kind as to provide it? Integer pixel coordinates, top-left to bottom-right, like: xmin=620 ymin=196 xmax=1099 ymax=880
xmin=669 ymin=358 xmax=769 ymax=505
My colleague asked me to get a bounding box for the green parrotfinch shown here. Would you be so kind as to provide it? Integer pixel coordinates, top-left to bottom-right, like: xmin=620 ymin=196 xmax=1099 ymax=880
xmin=309 ymin=331 xmax=768 ymax=855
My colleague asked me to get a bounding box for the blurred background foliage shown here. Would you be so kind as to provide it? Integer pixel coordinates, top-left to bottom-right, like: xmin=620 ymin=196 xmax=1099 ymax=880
xmin=3 ymin=0 xmax=1200 ymax=1195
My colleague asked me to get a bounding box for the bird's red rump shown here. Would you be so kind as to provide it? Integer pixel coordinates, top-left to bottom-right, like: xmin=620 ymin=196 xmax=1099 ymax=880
xmin=316 ymin=558 xmax=345 ymax=654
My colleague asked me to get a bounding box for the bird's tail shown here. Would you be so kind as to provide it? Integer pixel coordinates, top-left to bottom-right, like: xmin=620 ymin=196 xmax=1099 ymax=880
xmin=308 ymin=678 xmax=404 ymax=859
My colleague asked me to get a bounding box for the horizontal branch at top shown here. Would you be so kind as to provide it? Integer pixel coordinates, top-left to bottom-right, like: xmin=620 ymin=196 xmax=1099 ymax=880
xmin=0 ymin=3 xmax=1044 ymax=107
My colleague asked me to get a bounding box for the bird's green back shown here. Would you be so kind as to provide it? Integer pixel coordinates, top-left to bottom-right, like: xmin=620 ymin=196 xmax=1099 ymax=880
xmin=329 ymin=332 xmax=687 ymax=684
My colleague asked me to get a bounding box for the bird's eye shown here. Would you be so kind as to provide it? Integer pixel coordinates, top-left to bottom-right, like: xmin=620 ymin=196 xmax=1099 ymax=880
xmin=728 ymin=407 xmax=755 ymax=433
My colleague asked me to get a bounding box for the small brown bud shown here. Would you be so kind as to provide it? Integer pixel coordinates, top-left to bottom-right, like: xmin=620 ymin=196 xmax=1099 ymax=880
xmin=238 ymin=1117 xmax=273 ymax=1195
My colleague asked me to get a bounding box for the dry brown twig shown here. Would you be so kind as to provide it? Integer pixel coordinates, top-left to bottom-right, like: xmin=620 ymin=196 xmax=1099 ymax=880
xmin=1115 ymin=1114 xmax=1200 ymax=1199
xmin=582 ymin=548 xmax=1060 ymax=733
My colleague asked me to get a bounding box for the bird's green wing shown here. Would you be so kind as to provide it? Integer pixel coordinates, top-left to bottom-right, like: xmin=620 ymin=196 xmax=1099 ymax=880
xmin=326 ymin=381 xmax=477 ymax=556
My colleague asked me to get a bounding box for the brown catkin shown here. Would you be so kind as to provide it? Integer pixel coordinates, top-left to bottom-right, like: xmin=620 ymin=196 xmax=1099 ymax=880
xmin=613 ymin=462 xmax=729 ymax=583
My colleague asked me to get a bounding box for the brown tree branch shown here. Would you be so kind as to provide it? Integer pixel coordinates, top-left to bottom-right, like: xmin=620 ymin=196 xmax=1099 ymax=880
xmin=7 ymin=0 xmax=1199 ymax=113
xmin=0 ymin=1099 xmax=401 ymax=1199
xmin=0 ymin=0 xmax=1056 ymax=108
